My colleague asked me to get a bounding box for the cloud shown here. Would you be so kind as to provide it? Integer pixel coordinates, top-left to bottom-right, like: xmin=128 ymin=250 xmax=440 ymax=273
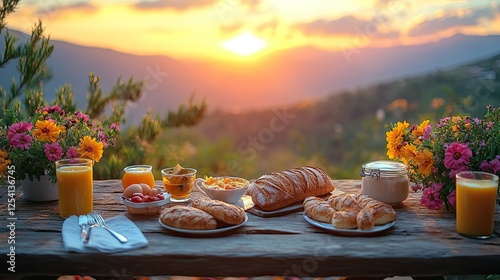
xmin=219 ymin=22 xmax=245 ymax=34
xmin=134 ymin=0 xmax=218 ymax=11
xmin=33 ymin=2 xmax=98 ymax=17
xmin=256 ymin=18 xmax=279 ymax=35
xmin=408 ymin=6 xmax=498 ymax=37
xmin=294 ymin=15 xmax=399 ymax=38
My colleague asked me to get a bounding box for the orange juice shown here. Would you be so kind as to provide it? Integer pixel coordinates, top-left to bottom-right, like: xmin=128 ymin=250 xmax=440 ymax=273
xmin=57 ymin=164 xmax=93 ymax=218
xmin=456 ymin=174 xmax=498 ymax=238
xmin=122 ymin=165 xmax=155 ymax=189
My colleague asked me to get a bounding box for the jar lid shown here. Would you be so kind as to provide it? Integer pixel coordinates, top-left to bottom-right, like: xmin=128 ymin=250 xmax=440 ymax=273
xmin=360 ymin=160 xmax=407 ymax=178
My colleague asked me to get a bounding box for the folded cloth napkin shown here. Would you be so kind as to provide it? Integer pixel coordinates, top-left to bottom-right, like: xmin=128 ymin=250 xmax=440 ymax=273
xmin=62 ymin=214 xmax=148 ymax=253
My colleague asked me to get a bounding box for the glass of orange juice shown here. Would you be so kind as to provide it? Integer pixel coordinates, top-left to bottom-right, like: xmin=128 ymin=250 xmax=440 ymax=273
xmin=456 ymin=171 xmax=499 ymax=239
xmin=56 ymin=158 xmax=93 ymax=218
xmin=122 ymin=165 xmax=155 ymax=189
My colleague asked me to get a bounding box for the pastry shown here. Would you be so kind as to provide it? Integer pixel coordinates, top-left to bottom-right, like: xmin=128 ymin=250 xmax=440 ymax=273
xmin=303 ymin=196 xmax=335 ymax=223
xmin=160 ymin=205 xmax=217 ymax=230
xmin=354 ymin=194 xmax=396 ymax=225
xmin=327 ymin=193 xmax=362 ymax=211
xmin=356 ymin=208 xmax=375 ymax=230
xmin=247 ymin=166 xmax=335 ymax=211
xmin=192 ymin=197 xmax=246 ymax=225
xmin=332 ymin=210 xmax=358 ymax=229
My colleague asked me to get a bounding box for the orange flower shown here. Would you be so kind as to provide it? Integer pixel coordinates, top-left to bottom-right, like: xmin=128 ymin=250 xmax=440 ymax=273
xmin=77 ymin=136 xmax=104 ymax=162
xmin=32 ymin=120 xmax=61 ymax=142
xmin=415 ymin=148 xmax=434 ymax=177
xmin=0 ymin=150 xmax=11 ymax=177
xmin=411 ymin=120 xmax=430 ymax=144
xmin=386 ymin=121 xmax=409 ymax=159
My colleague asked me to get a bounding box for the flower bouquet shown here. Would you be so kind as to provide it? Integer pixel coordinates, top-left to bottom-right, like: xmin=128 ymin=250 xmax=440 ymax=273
xmin=386 ymin=105 xmax=500 ymax=210
xmin=0 ymin=105 xmax=120 ymax=183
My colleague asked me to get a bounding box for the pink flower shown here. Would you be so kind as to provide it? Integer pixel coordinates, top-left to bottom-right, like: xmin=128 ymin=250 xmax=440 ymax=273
xmin=447 ymin=190 xmax=456 ymax=209
xmin=422 ymin=125 xmax=432 ymax=140
xmin=10 ymin=133 xmax=33 ymax=150
xmin=44 ymin=142 xmax=63 ymax=162
xmin=110 ymin=123 xmax=120 ymax=131
xmin=8 ymin=122 xmax=33 ymax=139
xmin=65 ymin=146 xmax=79 ymax=158
xmin=479 ymin=158 xmax=500 ymax=175
xmin=449 ymin=166 xmax=468 ymax=179
xmin=444 ymin=142 xmax=472 ymax=170
xmin=420 ymin=184 xmax=444 ymax=210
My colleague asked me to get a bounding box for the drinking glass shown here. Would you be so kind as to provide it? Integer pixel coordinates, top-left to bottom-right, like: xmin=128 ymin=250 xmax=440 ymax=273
xmin=161 ymin=167 xmax=197 ymax=202
xmin=56 ymin=158 xmax=93 ymax=218
xmin=456 ymin=171 xmax=499 ymax=239
xmin=122 ymin=165 xmax=155 ymax=189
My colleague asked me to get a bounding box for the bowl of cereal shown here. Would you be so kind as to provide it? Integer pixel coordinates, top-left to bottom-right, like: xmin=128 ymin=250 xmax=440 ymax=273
xmin=196 ymin=176 xmax=249 ymax=204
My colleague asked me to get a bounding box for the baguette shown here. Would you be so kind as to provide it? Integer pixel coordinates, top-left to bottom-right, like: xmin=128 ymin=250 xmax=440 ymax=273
xmin=248 ymin=166 xmax=335 ymax=211
xmin=192 ymin=197 xmax=246 ymax=225
xmin=303 ymin=196 xmax=335 ymax=223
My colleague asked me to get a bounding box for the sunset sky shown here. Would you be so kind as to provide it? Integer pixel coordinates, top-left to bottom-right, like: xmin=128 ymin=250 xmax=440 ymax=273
xmin=7 ymin=0 xmax=500 ymax=61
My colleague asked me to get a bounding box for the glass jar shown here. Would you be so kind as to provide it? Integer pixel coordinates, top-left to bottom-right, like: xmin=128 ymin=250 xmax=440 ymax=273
xmin=360 ymin=160 xmax=409 ymax=205
xmin=122 ymin=165 xmax=155 ymax=190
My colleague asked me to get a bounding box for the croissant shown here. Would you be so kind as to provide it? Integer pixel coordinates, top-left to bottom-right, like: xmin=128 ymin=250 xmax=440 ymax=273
xmin=327 ymin=193 xmax=362 ymax=211
xmin=303 ymin=196 xmax=335 ymax=223
xmin=247 ymin=166 xmax=335 ymax=211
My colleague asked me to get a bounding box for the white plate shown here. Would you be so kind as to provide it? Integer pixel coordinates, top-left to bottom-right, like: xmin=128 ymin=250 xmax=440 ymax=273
xmin=158 ymin=213 xmax=248 ymax=235
xmin=303 ymin=214 xmax=395 ymax=236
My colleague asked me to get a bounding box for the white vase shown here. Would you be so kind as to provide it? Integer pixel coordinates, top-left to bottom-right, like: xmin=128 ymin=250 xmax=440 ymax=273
xmin=21 ymin=175 xmax=58 ymax=202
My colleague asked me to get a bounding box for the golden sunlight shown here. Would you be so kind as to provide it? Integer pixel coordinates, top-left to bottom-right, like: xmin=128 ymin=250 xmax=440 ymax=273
xmin=220 ymin=31 xmax=268 ymax=56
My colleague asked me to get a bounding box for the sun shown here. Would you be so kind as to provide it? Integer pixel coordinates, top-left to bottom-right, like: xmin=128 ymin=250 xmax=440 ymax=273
xmin=221 ymin=31 xmax=268 ymax=56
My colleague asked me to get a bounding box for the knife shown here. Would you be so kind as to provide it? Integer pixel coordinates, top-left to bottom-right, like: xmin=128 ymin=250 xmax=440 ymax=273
xmin=78 ymin=215 xmax=88 ymax=242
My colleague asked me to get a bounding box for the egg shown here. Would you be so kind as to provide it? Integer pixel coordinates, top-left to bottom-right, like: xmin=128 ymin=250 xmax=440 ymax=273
xmin=148 ymin=188 xmax=160 ymax=196
xmin=139 ymin=183 xmax=152 ymax=194
xmin=123 ymin=184 xmax=144 ymax=198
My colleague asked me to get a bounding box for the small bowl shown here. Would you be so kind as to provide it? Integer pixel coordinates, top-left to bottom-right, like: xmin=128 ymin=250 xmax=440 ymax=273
xmin=195 ymin=177 xmax=249 ymax=204
xmin=120 ymin=194 xmax=170 ymax=215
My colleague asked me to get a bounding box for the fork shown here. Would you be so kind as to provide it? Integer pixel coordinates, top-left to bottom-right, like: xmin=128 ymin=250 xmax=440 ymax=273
xmin=93 ymin=213 xmax=128 ymax=243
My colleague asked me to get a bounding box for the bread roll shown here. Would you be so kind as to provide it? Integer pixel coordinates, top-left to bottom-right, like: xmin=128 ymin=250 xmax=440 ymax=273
xmin=327 ymin=193 xmax=362 ymax=211
xmin=356 ymin=208 xmax=375 ymax=230
xmin=192 ymin=197 xmax=246 ymax=225
xmin=303 ymin=196 xmax=335 ymax=223
xmin=247 ymin=166 xmax=335 ymax=211
xmin=160 ymin=205 xmax=217 ymax=230
xmin=332 ymin=210 xmax=358 ymax=229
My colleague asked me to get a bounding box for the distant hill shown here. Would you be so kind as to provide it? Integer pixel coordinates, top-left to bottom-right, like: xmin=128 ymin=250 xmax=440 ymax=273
xmin=184 ymin=51 xmax=500 ymax=179
xmin=2 ymin=30 xmax=500 ymax=127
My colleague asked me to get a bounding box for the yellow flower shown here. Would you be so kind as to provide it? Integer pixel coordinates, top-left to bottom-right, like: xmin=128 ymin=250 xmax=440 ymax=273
xmin=386 ymin=121 xmax=409 ymax=159
xmin=415 ymin=148 xmax=434 ymax=177
xmin=77 ymin=136 xmax=104 ymax=162
xmin=33 ymin=120 xmax=61 ymax=142
xmin=402 ymin=143 xmax=418 ymax=164
xmin=0 ymin=150 xmax=12 ymax=176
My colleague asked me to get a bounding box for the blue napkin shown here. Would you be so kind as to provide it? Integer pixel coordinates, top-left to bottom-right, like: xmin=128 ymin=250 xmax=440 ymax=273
xmin=62 ymin=214 xmax=148 ymax=253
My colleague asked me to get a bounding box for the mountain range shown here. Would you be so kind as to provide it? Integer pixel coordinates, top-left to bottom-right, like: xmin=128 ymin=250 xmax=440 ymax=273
xmin=2 ymin=30 xmax=500 ymax=124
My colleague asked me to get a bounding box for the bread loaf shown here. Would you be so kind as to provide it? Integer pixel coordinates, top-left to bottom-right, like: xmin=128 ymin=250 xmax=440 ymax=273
xmin=160 ymin=205 xmax=217 ymax=230
xmin=303 ymin=196 xmax=335 ymax=223
xmin=192 ymin=197 xmax=246 ymax=225
xmin=248 ymin=166 xmax=335 ymax=211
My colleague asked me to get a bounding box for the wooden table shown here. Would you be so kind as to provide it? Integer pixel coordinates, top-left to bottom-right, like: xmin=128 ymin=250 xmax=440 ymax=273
xmin=1 ymin=179 xmax=499 ymax=279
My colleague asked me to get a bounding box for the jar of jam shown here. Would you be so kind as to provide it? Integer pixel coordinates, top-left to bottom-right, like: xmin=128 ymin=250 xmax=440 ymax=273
xmin=360 ymin=160 xmax=409 ymax=205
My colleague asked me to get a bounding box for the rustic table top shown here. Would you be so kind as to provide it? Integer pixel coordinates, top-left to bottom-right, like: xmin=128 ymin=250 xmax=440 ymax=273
xmin=0 ymin=179 xmax=499 ymax=278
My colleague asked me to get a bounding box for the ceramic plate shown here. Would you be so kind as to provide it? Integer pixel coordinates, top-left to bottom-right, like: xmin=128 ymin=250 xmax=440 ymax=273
xmin=303 ymin=214 xmax=395 ymax=236
xmin=158 ymin=213 xmax=248 ymax=235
